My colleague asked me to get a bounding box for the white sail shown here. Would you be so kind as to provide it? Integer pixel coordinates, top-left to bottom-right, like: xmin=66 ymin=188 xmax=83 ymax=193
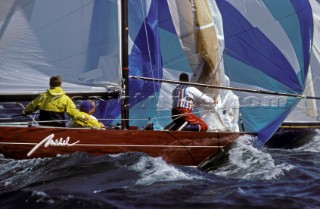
xmin=0 ymin=0 xmax=121 ymax=97
xmin=0 ymin=0 xmax=314 ymax=147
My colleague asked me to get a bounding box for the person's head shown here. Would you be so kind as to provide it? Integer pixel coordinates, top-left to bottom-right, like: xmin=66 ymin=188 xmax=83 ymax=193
xmin=50 ymin=76 xmax=62 ymax=88
xmin=80 ymin=100 xmax=96 ymax=114
xmin=179 ymin=73 xmax=189 ymax=82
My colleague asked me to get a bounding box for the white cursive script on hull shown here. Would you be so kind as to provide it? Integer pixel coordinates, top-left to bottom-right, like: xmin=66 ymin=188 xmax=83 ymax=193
xmin=27 ymin=134 xmax=80 ymax=156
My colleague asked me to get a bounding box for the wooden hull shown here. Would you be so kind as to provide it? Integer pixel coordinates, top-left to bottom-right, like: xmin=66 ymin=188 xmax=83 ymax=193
xmin=0 ymin=126 xmax=249 ymax=166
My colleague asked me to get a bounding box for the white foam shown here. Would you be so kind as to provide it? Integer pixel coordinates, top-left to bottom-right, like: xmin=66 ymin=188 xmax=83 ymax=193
xmin=31 ymin=191 xmax=55 ymax=204
xmin=212 ymin=135 xmax=294 ymax=180
xmin=129 ymin=156 xmax=203 ymax=185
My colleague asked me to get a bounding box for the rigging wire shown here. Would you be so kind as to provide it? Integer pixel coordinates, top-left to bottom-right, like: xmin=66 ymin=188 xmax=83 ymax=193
xmin=129 ymin=75 xmax=320 ymax=101
xmin=139 ymin=0 xmax=162 ymax=122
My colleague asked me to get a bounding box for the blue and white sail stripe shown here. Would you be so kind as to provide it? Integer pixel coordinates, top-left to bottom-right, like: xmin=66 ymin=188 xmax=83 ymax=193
xmin=99 ymin=0 xmax=313 ymax=145
xmin=286 ymin=0 xmax=320 ymax=122
xmin=127 ymin=0 xmax=164 ymax=127
xmin=127 ymin=0 xmax=195 ymax=128
xmin=216 ymin=0 xmax=313 ymax=144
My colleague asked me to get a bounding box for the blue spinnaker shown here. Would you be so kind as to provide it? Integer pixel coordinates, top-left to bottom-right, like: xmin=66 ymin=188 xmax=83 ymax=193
xmin=216 ymin=0 xmax=313 ymax=144
xmin=97 ymin=0 xmax=313 ymax=146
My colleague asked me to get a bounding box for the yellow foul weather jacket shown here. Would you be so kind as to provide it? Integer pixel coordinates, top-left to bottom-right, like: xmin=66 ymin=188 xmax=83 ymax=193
xmin=70 ymin=112 xmax=103 ymax=128
xmin=24 ymin=87 xmax=78 ymax=126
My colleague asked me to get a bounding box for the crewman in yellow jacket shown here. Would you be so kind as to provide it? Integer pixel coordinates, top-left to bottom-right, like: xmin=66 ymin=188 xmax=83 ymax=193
xmin=23 ymin=76 xmax=78 ymax=127
xmin=69 ymin=100 xmax=104 ymax=128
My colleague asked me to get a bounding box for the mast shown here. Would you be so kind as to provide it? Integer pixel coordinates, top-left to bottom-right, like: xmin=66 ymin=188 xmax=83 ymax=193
xmin=121 ymin=0 xmax=129 ymax=129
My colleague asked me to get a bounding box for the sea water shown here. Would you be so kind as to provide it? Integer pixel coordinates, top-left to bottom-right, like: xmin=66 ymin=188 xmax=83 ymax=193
xmin=0 ymin=132 xmax=319 ymax=209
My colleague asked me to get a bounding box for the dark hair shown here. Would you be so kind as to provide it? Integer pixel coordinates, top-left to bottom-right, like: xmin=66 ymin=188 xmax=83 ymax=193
xmin=179 ymin=73 xmax=189 ymax=82
xmin=50 ymin=76 xmax=62 ymax=87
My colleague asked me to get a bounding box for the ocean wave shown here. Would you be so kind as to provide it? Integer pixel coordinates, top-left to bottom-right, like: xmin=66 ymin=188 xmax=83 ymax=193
xmin=212 ymin=135 xmax=294 ymax=180
xmin=291 ymin=129 xmax=320 ymax=152
xmin=128 ymin=155 xmax=204 ymax=185
xmin=0 ymin=142 xmax=319 ymax=208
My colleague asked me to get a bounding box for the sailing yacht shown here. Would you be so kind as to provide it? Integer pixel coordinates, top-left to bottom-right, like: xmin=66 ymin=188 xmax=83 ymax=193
xmin=0 ymin=0 xmax=313 ymax=166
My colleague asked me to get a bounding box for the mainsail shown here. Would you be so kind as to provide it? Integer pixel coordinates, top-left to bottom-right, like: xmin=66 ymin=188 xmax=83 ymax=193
xmin=0 ymin=0 xmax=121 ymax=99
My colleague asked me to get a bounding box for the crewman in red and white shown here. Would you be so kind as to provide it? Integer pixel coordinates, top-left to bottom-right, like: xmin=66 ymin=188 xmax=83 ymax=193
xmin=171 ymin=73 xmax=217 ymax=131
